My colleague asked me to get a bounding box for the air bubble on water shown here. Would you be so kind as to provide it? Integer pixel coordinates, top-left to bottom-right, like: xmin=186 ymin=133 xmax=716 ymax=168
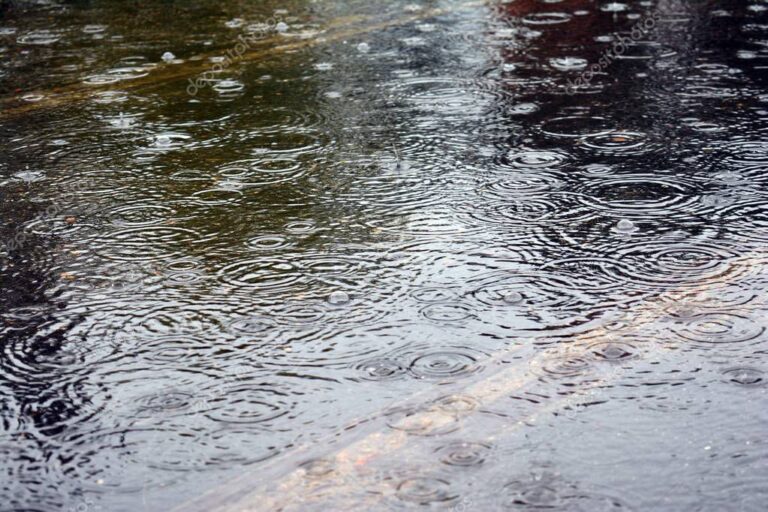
xmin=161 ymin=52 xmax=176 ymax=62
xmin=225 ymin=18 xmax=244 ymax=29
xmin=549 ymin=56 xmax=588 ymax=71
xmin=357 ymin=42 xmax=370 ymax=53
xmin=503 ymin=291 xmax=524 ymax=305
xmin=601 ymin=2 xmax=628 ymax=12
xmin=615 ymin=219 xmax=637 ymax=234
xmin=83 ymin=24 xmax=107 ymax=34
xmin=155 ymin=135 xmax=173 ymax=147
xmin=110 ymin=112 xmax=136 ymax=129
xmin=276 ymin=22 xmax=289 ymax=33
xmin=328 ymin=291 xmax=350 ymax=306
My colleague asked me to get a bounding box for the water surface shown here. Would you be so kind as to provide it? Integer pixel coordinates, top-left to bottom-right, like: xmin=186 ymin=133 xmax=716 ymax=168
xmin=2 ymin=0 xmax=768 ymax=510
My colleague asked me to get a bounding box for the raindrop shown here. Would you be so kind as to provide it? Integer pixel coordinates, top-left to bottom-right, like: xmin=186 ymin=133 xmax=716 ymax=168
xmin=276 ymin=22 xmax=289 ymax=33
xmin=355 ymin=358 xmax=406 ymax=381
xmin=615 ymin=219 xmax=637 ymax=234
xmin=357 ymin=42 xmax=370 ymax=53
xmin=601 ymin=2 xmax=628 ymax=12
xmin=327 ymin=290 xmax=350 ymax=306
xmin=550 ymin=56 xmax=588 ymax=71
xmin=503 ymin=290 xmax=525 ymax=305
xmin=396 ymin=477 xmax=458 ymax=505
xmin=225 ymin=18 xmax=244 ymax=29
xmin=436 ymin=442 xmax=492 ymax=467
xmin=409 ymin=351 xmax=481 ymax=380
xmin=722 ymin=367 xmax=765 ymax=387
xmin=161 ymin=51 xmax=176 ymax=62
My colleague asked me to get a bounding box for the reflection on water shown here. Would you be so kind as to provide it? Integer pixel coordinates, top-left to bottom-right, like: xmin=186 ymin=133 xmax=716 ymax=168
xmin=2 ymin=0 xmax=768 ymax=510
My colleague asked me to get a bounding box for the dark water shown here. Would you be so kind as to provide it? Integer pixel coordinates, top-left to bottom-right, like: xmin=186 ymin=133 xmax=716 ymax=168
xmin=1 ymin=0 xmax=768 ymax=510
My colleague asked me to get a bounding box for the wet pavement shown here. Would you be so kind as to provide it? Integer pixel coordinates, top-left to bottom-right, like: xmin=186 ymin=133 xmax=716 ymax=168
xmin=1 ymin=0 xmax=768 ymax=510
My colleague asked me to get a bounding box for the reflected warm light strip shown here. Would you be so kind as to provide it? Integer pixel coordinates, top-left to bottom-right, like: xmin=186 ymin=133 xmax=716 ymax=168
xmin=177 ymin=250 xmax=767 ymax=511
xmin=0 ymin=1 xmax=486 ymax=120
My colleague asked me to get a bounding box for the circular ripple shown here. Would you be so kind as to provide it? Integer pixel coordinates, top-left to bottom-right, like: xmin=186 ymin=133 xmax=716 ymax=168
xmin=105 ymin=203 xmax=176 ymax=227
xmin=541 ymin=116 xmax=615 ymax=139
xmin=299 ymin=458 xmax=336 ymax=479
xmin=478 ymin=171 xmax=565 ymax=200
xmin=602 ymin=241 xmax=741 ymax=292
xmin=722 ymin=367 xmax=766 ymax=387
xmin=432 ymin=394 xmax=480 ymax=414
xmin=671 ymin=313 xmax=765 ymax=346
xmin=205 ymin=382 xmax=297 ymax=425
xmin=246 ymin=235 xmax=292 ymax=251
xmin=93 ymin=226 xmax=201 ymax=261
xmin=17 ymin=29 xmax=62 ymax=45
xmin=575 ymin=174 xmax=697 ymax=217
xmin=504 ymin=149 xmax=571 ymax=169
xmin=720 ymin=140 xmax=768 ymax=167
xmin=522 ymin=13 xmax=572 ymax=25
xmin=404 ymin=347 xmax=486 ymax=381
xmin=419 ymin=303 xmax=474 ymax=323
xmin=218 ymin=258 xmax=303 ymax=291
xmin=614 ymin=41 xmax=677 ymax=60
xmin=411 ymin=287 xmax=460 ymax=303
xmin=218 ymin=157 xmax=305 ymax=186
xmin=531 ymin=352 xmax=593 ymax=381
xmin=499 ymin=479 xmax=633 ymax=510
xmin=228 ymin=316 xmax=277 ymax=336
xmin=580 ymin=131 xmax=655 ymax=155
xmin=436 ymin=441 xmax=492 ymax=467
xmin=191 ymin=188 xmax=244 ymax=206
xmin=353 ymin=358 xmax=407 ymax=381
xmin=396 ymin=477 xmax=458 ymax=505
xmin=720 ymin=201 xmax=768 ymax=245
xmin=585 ymin=340 xmax=640 ymax=362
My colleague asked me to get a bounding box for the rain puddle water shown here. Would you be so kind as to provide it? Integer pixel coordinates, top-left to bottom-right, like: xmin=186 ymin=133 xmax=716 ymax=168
xmin=1 ymin=0 xmax=768 ymax=510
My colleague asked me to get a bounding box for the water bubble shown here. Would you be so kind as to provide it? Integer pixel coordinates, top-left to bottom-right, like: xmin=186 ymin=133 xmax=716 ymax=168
xmin=601 ymin=2 xmax=628 ymax=12
xmin=502 ymin=290 xmax=525 ymax=305
xmin=357 ymin=42 xmax=370 ymax=53
xmin=161 ymin=52 xmax=176 ymax=62
xmin=615 ymin=219 xmax=637 ymax=234
xmin=549 ymin=56 xmax=588 ymax=71
xmin=225 ymin=18 xmax=244 ymax=29
xmin=275 ymin=22 xmax=289 ymax=33
xmin=327 ymin=290 xmax=350 ymax=306
xmin=83 ymin=24 xmax=107 ymax=34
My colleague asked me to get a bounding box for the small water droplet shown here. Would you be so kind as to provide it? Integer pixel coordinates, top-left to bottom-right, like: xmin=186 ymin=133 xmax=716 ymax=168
xmin=503 ymin=290 xmax=524 ymax=305
xmin=328 ymin=291 xmax=350 ymax=305
xmin=275 ymin=22 xmax=289 ymax=33
xmin=161 ymin=51 xmax=176 ymax=62
xmin=616 ymin=219 xmax=637 ymax=233
xmin=357 ymin=42 xmax=370 ymax=53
